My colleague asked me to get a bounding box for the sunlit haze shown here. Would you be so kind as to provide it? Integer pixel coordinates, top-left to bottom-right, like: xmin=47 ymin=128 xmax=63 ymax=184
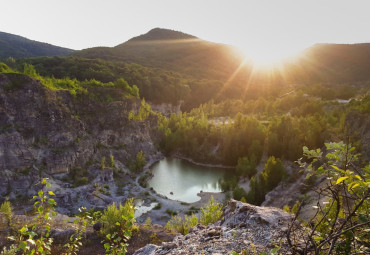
xmin=1 ymin=0 xmax=370 ymax=65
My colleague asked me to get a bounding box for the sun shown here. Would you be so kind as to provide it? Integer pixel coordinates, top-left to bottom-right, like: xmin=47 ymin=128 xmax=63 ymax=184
xmin=237 ymin=42 xmax=301 ymax=69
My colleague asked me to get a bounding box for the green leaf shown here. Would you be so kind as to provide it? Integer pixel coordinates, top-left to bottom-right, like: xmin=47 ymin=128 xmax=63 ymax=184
xmin=48 ymin=191 xmax=55 ymax=196
xmin=20 ymin=226 xmax=28 ymax=233
xmin=104 ymin=243 xmax=110 ymax=250
xmin=336 ymin=176 xmax=349 ymax=184
xmin=351 ymin=183 xmax=360 ymax=189
xmin=331 ymin=165 xmax=341 ymax=171
xmin=38 ymin=205 xmax=44 ymax=214
xmin=48 ymin=198 xmax=56 ymax=206
xmin=38 ymin=190 xmax=44 ymax=197
xmin=19 ymin=241 xmax=28 ymax=251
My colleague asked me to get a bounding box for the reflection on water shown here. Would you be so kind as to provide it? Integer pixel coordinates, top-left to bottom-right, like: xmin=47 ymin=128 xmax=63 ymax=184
xmin=134 ymin=199 xmax=158 ymax=218
xmin=148 ymin=158 xmax=231 ymax=203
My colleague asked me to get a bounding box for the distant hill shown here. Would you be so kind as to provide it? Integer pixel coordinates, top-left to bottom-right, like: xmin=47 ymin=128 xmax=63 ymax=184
xmin=0 ymin=31 xmax=74 ymax=59
xmin=74 ymin=28 xmax=245 ymax=81
xmin=75 ymin=28 xmax=370 ymax=85
xmin=285 ymin=43 xmax=370 ymax=84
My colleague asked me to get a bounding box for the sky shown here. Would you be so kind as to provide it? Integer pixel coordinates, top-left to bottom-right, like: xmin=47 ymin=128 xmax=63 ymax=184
xmin=1 ymin=0 xmax=370 ymax=64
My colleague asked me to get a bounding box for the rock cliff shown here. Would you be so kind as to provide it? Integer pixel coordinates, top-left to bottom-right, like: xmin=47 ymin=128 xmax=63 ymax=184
xmin=0 ymin=73 xmax=159 ymax=211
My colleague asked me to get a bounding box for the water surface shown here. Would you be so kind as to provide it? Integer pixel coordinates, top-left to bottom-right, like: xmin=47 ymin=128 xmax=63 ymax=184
xmin=148 ymin=158 xmax=231 ymax=203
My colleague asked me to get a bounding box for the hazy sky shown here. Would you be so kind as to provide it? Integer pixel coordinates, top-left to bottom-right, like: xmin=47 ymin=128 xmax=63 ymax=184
xmin=1 ymin=0 xmax=370 ymax=62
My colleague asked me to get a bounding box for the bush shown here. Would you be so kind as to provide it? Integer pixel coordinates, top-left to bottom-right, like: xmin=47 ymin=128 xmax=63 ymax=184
xmin=165 ymin=209 xmax=177 ymax=216
xmin=0 ymin=198 xmax=13 ymax=226
xmin=199 ymin=196 xmax=223 ymax=226
xmin=165 ymin=214 xmax=198 ymax=235
xmin=0 ymin=244 xmax=17 ymax=255
xmin=100 ymin=199 xmax=136 ymax=235
xmin=232 ymin=186 xmax=248 ymax=201
xmin=153 ymin=203 xmax=162 ymax=210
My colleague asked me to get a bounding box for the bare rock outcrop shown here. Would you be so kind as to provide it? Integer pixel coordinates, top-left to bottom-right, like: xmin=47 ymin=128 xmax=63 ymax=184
xmin=134 ymin=200 xmax=294 ymax=255
xmin=0 ymin=73 xmax=159 ymax=212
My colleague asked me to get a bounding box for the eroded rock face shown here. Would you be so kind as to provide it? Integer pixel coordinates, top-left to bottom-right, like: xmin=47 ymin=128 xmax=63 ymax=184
xmin=134 ymin=200 xmax=294 ymax=255
xmin=0 ymin=73 xmax=159 ymax=210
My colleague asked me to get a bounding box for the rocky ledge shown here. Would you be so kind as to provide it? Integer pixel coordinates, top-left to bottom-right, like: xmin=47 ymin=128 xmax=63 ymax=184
xmin=134 ymin=200 xmax=294 ymax=255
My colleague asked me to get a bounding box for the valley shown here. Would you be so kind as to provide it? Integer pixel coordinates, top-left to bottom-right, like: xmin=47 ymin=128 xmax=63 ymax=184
xmin=0 ymin=28 xmax=369 ymax=254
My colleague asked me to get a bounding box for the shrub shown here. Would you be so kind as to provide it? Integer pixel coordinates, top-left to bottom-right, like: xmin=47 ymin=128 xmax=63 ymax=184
xmin=153 ymin=203 xmax=162 ymax=210
xmin=232 ymin=186 xmax=248 ymax=201
xmin=199 ymin=196 xmax=223 ymax=226
xmin=101 ymin=156 xmax=106 ymax=170
xmin=101 ymin=199 xmax=136 ymax=255
xmin=165 ymin=214 xmax=198 ymax=235
xmin=165 ymin=209 xmax=177 ymax=216
xmin=0 ymin=198 xmax=13 ymax=226
xmin=287 ymin=142 xmax=370 ymax=254
xmin=110 ymin=155 xmax=115 ymax=168
xmin=100 ymin=199 xmax=135 ymax=235
xmin=144 ymin=217 xmax=152 ymax=228
xmin=0 ymin=244 xmax=17 ymax=255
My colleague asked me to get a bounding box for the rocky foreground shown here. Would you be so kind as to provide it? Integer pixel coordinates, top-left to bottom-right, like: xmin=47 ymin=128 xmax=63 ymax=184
xmin=134 ymin=200 xmax=294 ymax=255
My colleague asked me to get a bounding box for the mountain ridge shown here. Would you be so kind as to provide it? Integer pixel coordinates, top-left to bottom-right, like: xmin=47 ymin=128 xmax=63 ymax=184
xmin=125 ymin=28 xmax=197 ymax=43
xmin=0 ymin=31 xmax=74 ymax=59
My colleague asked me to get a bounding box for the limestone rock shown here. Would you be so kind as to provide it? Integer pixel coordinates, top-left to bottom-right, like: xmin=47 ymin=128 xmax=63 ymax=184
xmin=134 ymin=200 xmax=294 ymax=254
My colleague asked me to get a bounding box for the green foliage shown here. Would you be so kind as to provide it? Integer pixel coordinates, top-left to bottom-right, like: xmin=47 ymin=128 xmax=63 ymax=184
xmin=261 ymin=156 xmax=286 ymax=190
xmin=144 ymin=217 xmax=152 ymax=228
xmin=165 ymin=214 xmax=198 ymax=235
xmin=101 ymin=156 xmax=106 ymax=170
xmin=158 ymin=110 xmax=265 ymax=166
xmin=64 ymin=208 xmax=88 ymax=255
xmin=0 ymin=62 xmax=12 ymax=73
xmin=100 ymin=199 xmax=135 ymax=236
xmin=0 ymin=244 xmax=17 ymax=255
xmin=232 ymin=187 xmax=248 ymax=201
xmin=236 ymin=155 xmax=257 ymax=178
xmin=199 ymin=196 xmax=223 ymax=226
xmin=288 ymin=142 xmax=370 ymax=254
xmin=349 ymin=95 xmax=370 ymax=113
xmin=130 ymin=151 xmax=147 ymax=172
xmin=15 ymin=57 xmax=189 ymax=104
xmin=153 ymin=203 xmax=162 ymax=210
xmin=128 ymin=99 xmax=153 ymax=121
xmin=110 ymin=155 xmax=116 ymax=168
xmin=13 ymin=178 xmax=56 ymax=255
xmin=0 ymin=198 xmax=13 ymax=225
xmin=246 ymin=157 xmax=286 ymax=206
xmin=219 ymin=175 xmax=238 ymax=192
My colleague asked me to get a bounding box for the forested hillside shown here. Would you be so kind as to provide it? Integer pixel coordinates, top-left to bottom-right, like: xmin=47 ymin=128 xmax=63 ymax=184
xmin=0 ymin=31 xmax=74 ymax=59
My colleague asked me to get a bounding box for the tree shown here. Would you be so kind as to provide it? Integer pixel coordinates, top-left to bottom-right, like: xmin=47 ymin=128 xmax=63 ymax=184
xmin=233 ymin=186 xmax=248 ymax=201
xmin=131 ymin=151 xmax=146 ymax=172
xmin=261 ymin=156 xmax=286 ymax=190
xmin=236 ymin=155 xmax=257 ymax=178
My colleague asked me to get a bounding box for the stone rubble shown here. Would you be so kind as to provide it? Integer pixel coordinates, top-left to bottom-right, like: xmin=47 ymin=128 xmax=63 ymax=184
xmin=134 ymin=200 xmax=294 ymax=255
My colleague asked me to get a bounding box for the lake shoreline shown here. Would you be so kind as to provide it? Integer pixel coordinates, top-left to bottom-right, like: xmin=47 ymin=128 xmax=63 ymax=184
xmin=172 ymin=154 xmax=236 ymax=169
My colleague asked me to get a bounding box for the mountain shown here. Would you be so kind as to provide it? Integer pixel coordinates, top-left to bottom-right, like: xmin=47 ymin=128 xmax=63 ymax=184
xmin=0 ymin=31 xmax=74 ymax=59
xmin=74 ymin=28 xmax=245 ymax=81
xmin=284 ymin=43 xmax=370 ymax=84
xmin=75 ymin=28 xmax=370 ymax=86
